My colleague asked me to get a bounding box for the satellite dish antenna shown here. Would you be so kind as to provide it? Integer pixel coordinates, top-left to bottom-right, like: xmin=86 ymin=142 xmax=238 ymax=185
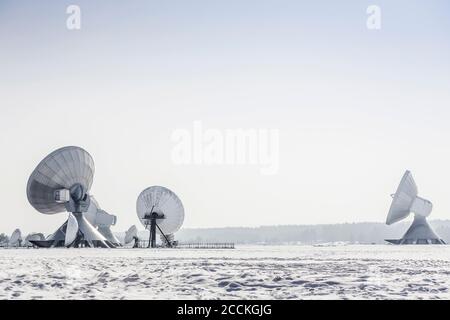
xmin=9 ymin=229 xmax=22 ymax=247
xmin=84 ymin=196 xmax=121 ymax=246
xmin=65 ymin=213 xmax=79 ymax=247
xmin=385 ymin=170 xmax=445 ymax=244
xmin=124 ymin=225 xmax=139 ymax=247
xmin=26 ymin=146 xmax=115 ymax=248
xmin=24 ymin=233 xmax=45 ymax=247
xmin=136 ymin=186 xmax=184 ymax=248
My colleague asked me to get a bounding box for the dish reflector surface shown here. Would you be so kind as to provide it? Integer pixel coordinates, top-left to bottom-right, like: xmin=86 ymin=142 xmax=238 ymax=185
xmin=84 ymin=196 xmax=101 ymax=225
xmin=386 ymin=170 xmax=418 ymax=225
xmin=124 ymin=225 xmax=138 ymax=245
xmin=65 ymin=213 xmax=78 ymax=246
xmin=27 ymin=146 xmax=94 ymax=214
xmin=136 ymin=186 xmax=184 ymax=235
xmin=25 ymin=233 xmax=44 ymax=243
xmin=9 ymin=229 xmax=22 ymax=246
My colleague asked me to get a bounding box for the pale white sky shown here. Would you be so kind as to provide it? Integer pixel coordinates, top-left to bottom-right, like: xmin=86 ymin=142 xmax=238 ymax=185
xmin=1 ymin=1 xmax=450 ymax=235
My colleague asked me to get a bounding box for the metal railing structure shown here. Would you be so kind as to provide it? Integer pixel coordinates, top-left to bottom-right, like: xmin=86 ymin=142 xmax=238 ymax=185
xmin=135 ymin=240 xmax=234 ymax=249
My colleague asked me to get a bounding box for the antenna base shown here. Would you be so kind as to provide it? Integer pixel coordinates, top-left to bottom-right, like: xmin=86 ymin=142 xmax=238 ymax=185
xmin=385 ymin=215 xmax=445 ymax=245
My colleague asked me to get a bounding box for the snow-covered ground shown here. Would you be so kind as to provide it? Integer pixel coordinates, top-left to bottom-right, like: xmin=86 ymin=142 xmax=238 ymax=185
xmin=1 ymin=245 xmax=449 ymax=300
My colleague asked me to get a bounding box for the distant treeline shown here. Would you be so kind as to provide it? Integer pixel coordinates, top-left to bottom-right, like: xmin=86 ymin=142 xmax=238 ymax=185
xmin=168 ymin=220 xmax=450 ymax=244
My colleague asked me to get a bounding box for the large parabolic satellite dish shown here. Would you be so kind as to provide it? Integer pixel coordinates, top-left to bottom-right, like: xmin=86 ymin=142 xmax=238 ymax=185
xmin=385 ymin=170 xmax=445 ymax=245
xmin=136 ymin=186 xmax=184 ymax=248
xmin=26 ymin=146 xmax=117 ymax=248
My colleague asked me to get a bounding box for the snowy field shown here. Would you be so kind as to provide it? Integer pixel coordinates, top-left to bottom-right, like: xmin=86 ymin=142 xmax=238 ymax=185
xmin=1 ymin=245 xmax=450 ymax=300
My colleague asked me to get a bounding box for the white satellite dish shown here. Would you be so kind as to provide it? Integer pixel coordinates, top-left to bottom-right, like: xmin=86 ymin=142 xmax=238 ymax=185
xmin=24 ymin=233 xmax=45 ymax=247
xmin=136 ymin=186 xmax=184 ymax=248
xmin=385 ymin=170 xmax=445 ymax=244
xmin=9 ymin=229 xmax=22 ymax=247
xmin=124 ymin=225 xmax=138 ymax=246
xmin=65 ymin=213 xmax=79 ymax=247
xmin=27 ymin=146 xmax=114 ymax=248
xmin=84 ymin=196 xmax=121 ymax=246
